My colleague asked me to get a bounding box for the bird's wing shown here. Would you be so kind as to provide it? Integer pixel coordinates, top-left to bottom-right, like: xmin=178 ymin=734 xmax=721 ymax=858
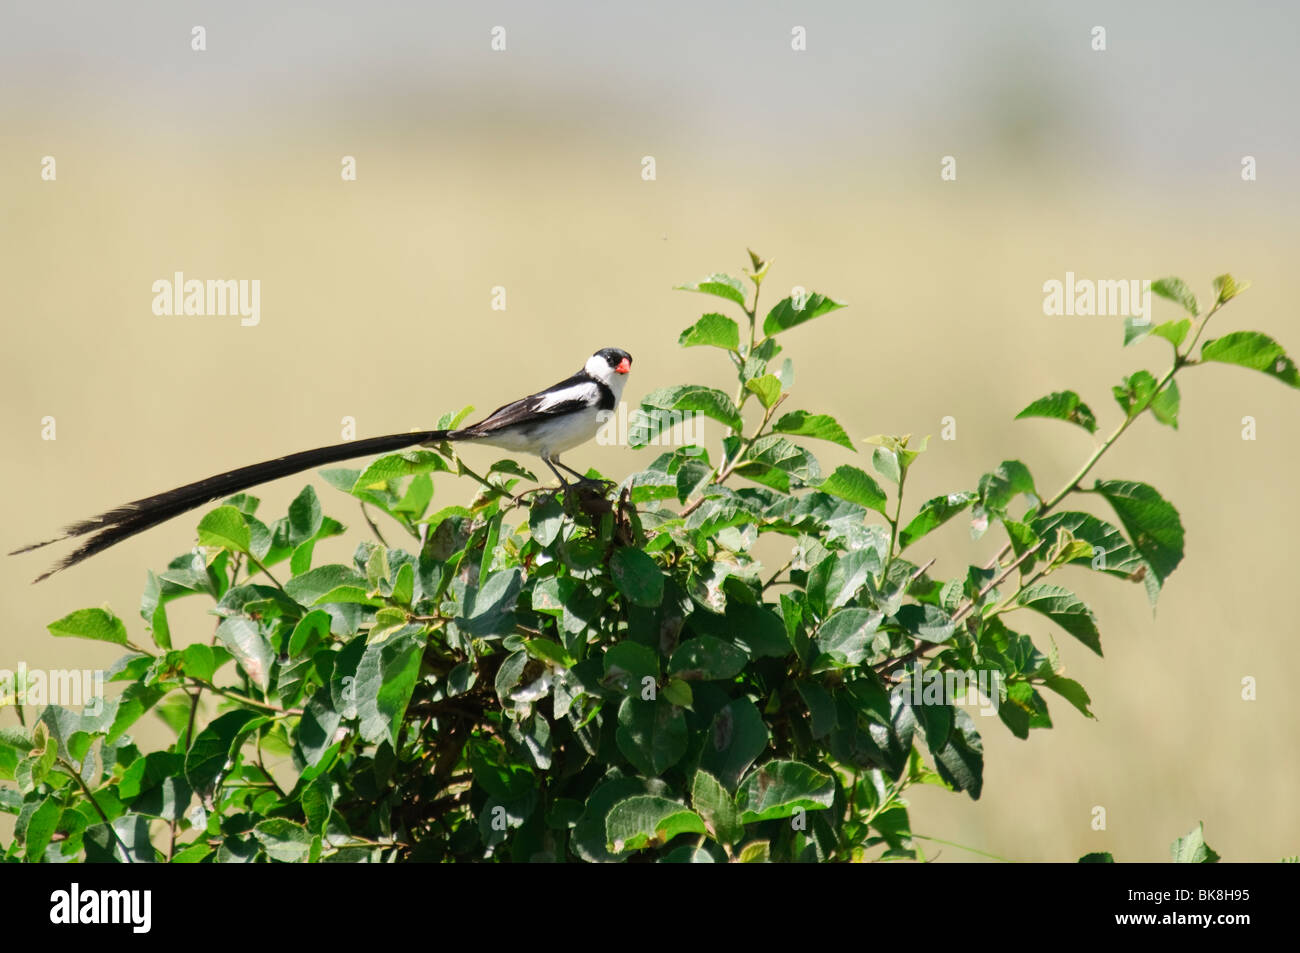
xmin=459 ymin=375 xmax=602 ymax=435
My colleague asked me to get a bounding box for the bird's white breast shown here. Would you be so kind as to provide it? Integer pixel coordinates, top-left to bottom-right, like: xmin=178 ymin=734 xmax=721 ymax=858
xmin=473 ymin=406 xmax=606 ymax=456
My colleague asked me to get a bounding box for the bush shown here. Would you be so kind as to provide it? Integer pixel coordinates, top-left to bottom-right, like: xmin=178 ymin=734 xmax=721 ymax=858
xmin=2 ymin=254 xmax=1293 ymax=862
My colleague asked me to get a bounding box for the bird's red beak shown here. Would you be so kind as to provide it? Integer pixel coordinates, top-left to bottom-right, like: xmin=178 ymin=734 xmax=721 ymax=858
xmin=615 ymin=357 xmax=631 ymax=374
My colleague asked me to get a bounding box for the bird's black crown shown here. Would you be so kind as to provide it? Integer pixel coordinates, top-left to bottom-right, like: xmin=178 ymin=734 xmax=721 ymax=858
xmin=594 ymin=347 xmax=632 ymax=369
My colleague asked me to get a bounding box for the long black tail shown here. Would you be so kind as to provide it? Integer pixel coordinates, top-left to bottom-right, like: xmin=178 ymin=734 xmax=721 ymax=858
xmin=11 ymin=429 xmax=453 ymax=582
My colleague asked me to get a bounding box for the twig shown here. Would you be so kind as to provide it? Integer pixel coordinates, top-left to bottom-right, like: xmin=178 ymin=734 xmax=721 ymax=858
xmin=60 ymin=760 xmax=134 ymax=863
xmin=681 ymin=394 xmax=787 ymax=518
xmin=244 ymin=552 xmax=289 ymax=596
xmin=361 ymin=503 xmax=389 ymax=547
xmin=187 ymin=678 xmax=303 ymax=716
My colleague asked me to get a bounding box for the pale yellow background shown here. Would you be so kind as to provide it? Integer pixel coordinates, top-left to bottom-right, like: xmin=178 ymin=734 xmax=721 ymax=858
xmin=2 ymin=2 xmax=1297 ymax=861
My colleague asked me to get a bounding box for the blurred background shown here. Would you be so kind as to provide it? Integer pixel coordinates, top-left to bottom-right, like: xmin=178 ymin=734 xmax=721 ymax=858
xmin=2 ymin=1 xmax=1297 ymax=861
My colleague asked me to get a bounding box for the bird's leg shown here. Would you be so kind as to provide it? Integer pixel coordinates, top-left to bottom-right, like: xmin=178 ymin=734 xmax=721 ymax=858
xmin=554 ymin=458 xmax=610 ymax=489
xmin=541 ymin=453 xmax=572 ymax=490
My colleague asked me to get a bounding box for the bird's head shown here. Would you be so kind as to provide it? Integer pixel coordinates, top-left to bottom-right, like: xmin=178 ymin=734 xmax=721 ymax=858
xmin=586 ymin=347 xmax=633 ymax=388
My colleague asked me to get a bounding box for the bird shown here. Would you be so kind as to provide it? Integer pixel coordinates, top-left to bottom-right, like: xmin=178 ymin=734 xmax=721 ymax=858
xmin=12 ymin=347 xmax=633 ymax=582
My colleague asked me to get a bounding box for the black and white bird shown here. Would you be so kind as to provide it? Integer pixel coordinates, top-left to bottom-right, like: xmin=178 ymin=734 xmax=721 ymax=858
xmin=13 ymin=347 xmax=633 ymax=581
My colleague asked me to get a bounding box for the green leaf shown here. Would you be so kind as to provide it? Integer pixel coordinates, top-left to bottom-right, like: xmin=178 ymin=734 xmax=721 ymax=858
xmin=762 ymin=293 xmax=846 ymax=337
xmin=815 ymin=608 xmax=880 ymax=667
xmin=668 ymin=635 xmax=747 ymax=681
xmin=24 ymin=796 xmax=61 ymax=861
xmin=1212 ymin=274 xmax=1250 ymax=305
xmin=1123 ymin=315 xmax=1154 ymax=347
xmin=662 ymin=678 xmax=693 ymax=709
xmin=639 ymin=385 xmax=743 ymax=433
xmin=47 ymin=607 xmax=129 ymax=646
xmin=139 ymin=571 xmax=172 ymax=650
xmin=616 ymin=697 xmax=688 ymax=776
xmin=1014 ymin=391 xmax=1098 ymax=434
xmin=1151 ymin=318 xmax=1191 ymax=350
xmin=488 ymin=459 xmax=537 ymax=481
xmin=1171 ymin=821 xmax=1220 ymax=863
xmin=796 ymin=681 xmax=837 ymax=738
xmin=287 ymin=486 xmax=323 ymax=545
xmin=524 ymin=638 xmax=576 ymax=669
xmin=610 ymin=547 xmax=665 ymax=608
xmin=288 ymin=609 xmax=332 ymax=658
xmin=528 ymin=495 xmax=565 ymax=547
xmin=197 ymin=505 xmax=251 ymax=554
xmin=806 ymin=548 xmax=879 ymax=617
xmin=871 ymin=446 xmax=901 ymax=484
xmin=817 ymin=465 xmax=888 ymax=516
xmin=1042 ymin=675 xmax=1095 ymax=718
xmin=1031 ymin=511 xmax=1146 ymax=580
xmin=468 ymin=738 xmax=534 ymax=801
xmin=932 ymin=709 xmax=984 ymax=799
xmin=1017 ymin=584 xmax=1102 ymax=656
xmin=740 ymin=435 xmax=820 ymax=484
xmin=1149 ymin=378 xmax=1180 ymax=428
xmin=745 ymin=374 xmax=783 ymax=408
xmin=699 ymin=698 xmax=770 ymax=791
xmin=254 ymin=818 xmax=313 ymax=863
xmin=691 ymin=770 xmax=743 ymax=845
xmin=603 ymin=641 xmax=659 ymax=692
xmin=215 ymin=617 xmax=274 ymax=691
xmin=302 ymin=775 xmax=334 ymax=836
xmin=119 ymin=751 xmax=192 ymax=820
xmin=351 ymin=450 xmax=449 ymax=492
xmin=772 ymin=410 xmax=855 ymax=450
xmin=893 ymin=603 xmax=954 ymax=643
xmin=734 ymin=760 xmax=835 ymax=823
xmin=393 ymin=473 xmax=433 ymax=517
xmin=284 ymin=564 xmax=369 ymax=606
xmin=1112 ymin=370 xmax=1159 ymax=418
xmin=1078 ymin=852 xmax=1114 ymax=863
xmin=675 ymin=273 xmax=748 ymax=309
xmin=978 ymin=460 xmax=1039 ymax=517
xmin=170 ymin=842 xmax=213 ymax=863
xmin=898 ymin=492 xmax=978 ymax=549
xmin=1151 ymin=277 xmax=1198 ymax=316
xmin=1094 ymin=479 xmax=1185 ymax=589
xmin=391 ymin=562 xmax=414 ymax=606
xmin=185 ymin=709 xmax=260 ymax=792
xmin=354 ymin=625 xmax=426 ymax=745
xmin=605 ymin=796 xmax=706 ymax=852
xmin=1201 ymin=331 xmax=1300 ymax=388
xmin=679 ymin=313 xmax=741 ymax=351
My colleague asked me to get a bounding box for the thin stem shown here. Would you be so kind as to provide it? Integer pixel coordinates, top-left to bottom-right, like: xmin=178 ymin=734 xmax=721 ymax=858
xmin=360 ymin=503 xmax=390 ymax=547
xmin=762 ymin=557 xmax=794 ymax=591
xmin=680 ymin=394 xmax=787 ymax=518
xmin=456 ymin=458 xmax=515 ymax=502
xmin=883 ymin=467 xmax=908 ymax=578
xmin=983 ymin=298 xmax=1227 ymax=572
xmin=244 ymin=552 xmax=288 ymax=596
xmin=187 ymin=678 xmax=303 ymax=716
xmin=184 ymin=687 xmax=201 ymax=749
xmin=60 ymin=760 xmax=134 ymax=863
xmin=910 ymin=833 xmax=1012 ymax=863
xmin=734 ymin=282 xmax=762 ymax=408
xmin=950 ymin=542 xmax=1043 ymax=627
xmin=256 ymin=732 xmax=287 ymax=798
xmin=877 ymin=542 xmax=1043 ymax=677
